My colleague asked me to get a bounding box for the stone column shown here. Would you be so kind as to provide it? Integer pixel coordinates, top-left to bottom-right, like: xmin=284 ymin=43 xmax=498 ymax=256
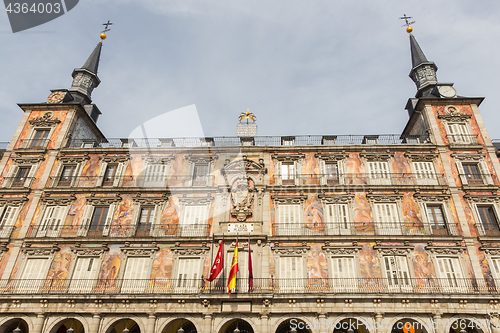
xmin=146 ymin=314 xmax=156 ymax=333
xmin=489 ymin=314 xmax=500 ymax=333
xmin=318 ymin=314 xmax=328 ymax=333
xmin=374 ymin=313 xmax=384 ymax=333
xmin=260 ymin=314 xmax=270 ymax=333
xmin=202 ymin=314 xmax=212 ymax=333
xmin=32 ymin=313 xmax=45 ymax=333
xmin=88 ymin=314 xmax=101 ymax=333
xmin=433 ymin=314 xmax=444 ymax=333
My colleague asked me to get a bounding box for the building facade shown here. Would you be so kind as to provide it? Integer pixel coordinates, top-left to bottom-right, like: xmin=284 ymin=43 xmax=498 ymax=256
xmin=0 ymin=32 xmax=499 ymax=333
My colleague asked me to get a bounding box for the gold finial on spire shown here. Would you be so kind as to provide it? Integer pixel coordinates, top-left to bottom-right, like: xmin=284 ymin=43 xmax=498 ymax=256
xmin=239 ymin=109 xmax=257 ymax=122
xmin=100 ymin=20 xmax=113 ymax=40
xmin=399 ymin=14 xmax=415 ymax=33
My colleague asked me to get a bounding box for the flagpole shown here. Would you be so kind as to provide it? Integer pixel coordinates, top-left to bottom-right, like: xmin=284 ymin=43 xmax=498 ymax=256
xmin=222 ymin=233 xmax=224 ymax=292
xmin=236 ymin=232 xmax=238 ymax=293
xmin=209 ymin=232 xmax=214 ymax=291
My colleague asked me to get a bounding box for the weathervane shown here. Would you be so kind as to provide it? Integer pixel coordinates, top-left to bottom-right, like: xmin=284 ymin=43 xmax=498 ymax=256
xmin=100 ymin=20 xmax=113 ymax=40
xmin=399 ymin=14 xmax=415 ymax=33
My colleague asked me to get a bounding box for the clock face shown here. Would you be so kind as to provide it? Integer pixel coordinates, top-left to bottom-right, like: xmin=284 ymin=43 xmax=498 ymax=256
xmin=438 ymin=85 xmax=456 ymax=98
xmin=47 ymin=91 xmax=65 ymax=104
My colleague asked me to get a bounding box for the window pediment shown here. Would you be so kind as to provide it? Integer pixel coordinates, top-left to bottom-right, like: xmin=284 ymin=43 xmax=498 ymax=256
xmin=322 ymin=245 xmax=361 ymax=255
xmin=359 ymin=150 xmax=394 ymax=161
xmin=178 ymin=194 xmax=214 ymax=205
xmin=0 ymin=195 xmax=29 ymax=206
xmin=374 ymin=242 xmax=412 ymax=255
xmin=271 ymin=194 xmax=307 ymax=204
xmin=315 ymin=152 xmax=348 ymax=162
xmin=71 ymin=244 xmax=108 ymax=256
xmin=41 ymin=194 xmax=76 ymax=206
xmin=185 ymin=155 xmax=217 ymax=164
xmin=57 ymin=153 xmax=90 ymax=164
xmin=426 ymin=244 xmax=465 ymax=255
xmin=366 ymin=193 xmax=403 ymax=203
xmin=464 ymin=194 xmax=499 ymax=203
xmin=271 ymin=153 xmax=305 ymax=162
xmin=404 ymin=152 xmax=438 ymax=162
xmin=142 ymin=155 xmax=174 ymax=164
xmin=451 ymin=153 xmax=484 ymax=161
xmin=121 ymin=244 xmax=159 ymax=256
xmin=438 ymin=113 xmax=472 ymax=122
xmin=132 ymin=194 xmax=168 ymax=206
xmin=480 ymin=246 xmax=500 ymax=256
xmin=29 ymin=112 xmax=61 ymax=127
xmin=100 ymin=154 xmax=130 ymax=163
xmin=172 ymin=244 xmax=209 ymax=255
xmin=21 ymin=244 xmax=59 ymax=255
xmin=413 ymin=192 xmax=450 ymax=202
xmin=12 ymin=154 xmax=45 ymax=164
xmin=86 ymin=194 xmax=122 ymax=206
xmin=272 ymin=244 xmax=310 ymax=255
xmin=223 ymin=156 xmax=266 ymax=175
xmin=318 ymin=193 xmax=354 ymax=204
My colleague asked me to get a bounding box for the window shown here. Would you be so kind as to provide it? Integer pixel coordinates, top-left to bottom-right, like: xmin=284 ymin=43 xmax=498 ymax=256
xmin=426 ymin=205 xmax=448 ymax=235
xmin=102 ymin=164 xmax=118 ymax=186
xmin=435 ymin=257 xmax=465 ymax=291
xmin=121 ymin=257 xmax=151 ymax=293
xmin=141 ymin=164 xmax=169 ymax=188
xmin=52 ymin=156 xmax=88 ymax=188
xmin=12 ymin=167 xmax=31 ymax=188
xmin=181 ymin=205 xmax=209 ymax=237
xmin=58 ymin=165 xmax=77 ymax=187
xmin=324 ymin=203 xmax=351 ymax=235
xmin=279 ymin=256 xmax=305 ymax=292
xmin=489 ymin=257 xmax=500 ymax=283
xmin=3 ymin=164 xmax=37 ymax=188
xmin=374 ymin=203 xmax=401 ymax=235
xmin=176 ymin=258 xmax=201 ymax=292
xmin=136 ymin=207 xmax=155 ymax=237
xmin=69 ymin=257 xmax=99 ymax=293
xmin=225 ymin=249 xmax=251 ymax=293
xmin=413 ymin=162 xmax=438 ymax=185
xmin=0 ymin=206 xmax=20 ymax=238
xmin=455 ymin=156 xmax=493 ymax=186
xmin=281 ymin=163 xmax=295 ymax=185
xmin=19 ymin=258 xmax=50 ymax=292
xmin=447 ymin=123 xmax=472 ymax=144
xmin=96 ymin=158 xmax=128 ymax=187
xmin=192 ymin=164 xmax=209 ymax=186
xmin=325 ymin=163 xmax=339 ymax=185
xmin=330 ymin=256 xmax=356 ymax=289
xmin=276 ymin=204 xmax=302 ymax=235
xmin=383 ymin=255 xmax=411 ymax=288
xmin=36 ymin=206 xmax=68 ymax=237
xmin=477 ymin=206 xmax=500 ymax=235
xmin=78 ymin=204 xmax=117 ymax=237
xmin=367 ymin=161 xmax=391 ymax=185
xmin=273 ymin=155 xmax=303 ymax=186
xmin=463 ymin=163 xmax=483 ymax=185
xmin=30 ymin=129 xmax=50 ymax=148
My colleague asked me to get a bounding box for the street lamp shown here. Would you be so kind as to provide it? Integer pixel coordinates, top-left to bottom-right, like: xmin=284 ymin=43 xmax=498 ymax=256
xmin=12 ymin=328 xmax=21 ymax=333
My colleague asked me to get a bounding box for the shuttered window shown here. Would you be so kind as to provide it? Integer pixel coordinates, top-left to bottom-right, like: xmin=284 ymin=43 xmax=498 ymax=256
xmin=37 ymin=206 xmax=67 ymax=237
xmin=427 ymin=205 xmax=446 ymax=229
xmin=182 ymin=205 xmax=209 ymax=236
xmin=277 ymin=204 xmax=302 ymax=236
xmin=122 ymin=257 xmax=150 ymax=293
xmin=143 ymin=164 xmax=169 ymax=188
xmin=367 ymin=161 xmax=391 ymax=185
xmin=19 ymin=258 xmax=50 ymax=292
xmin=383 ymin=255 xmax=410 ymax=287
xmin=436 ymin=257 xmax=464 ymax=289
xmin=374 ymin=203 xmax=401 ymax=235
xmin=325 ymin=203 xmax=350 ymax=235
xmin=176 ymin=258 xmax=201 ymax=292
xmin=413 ymin=162 xmax=438 ymax=185
xmin=490 ymin=257 xmax=500 ymax=281
xmin=69 ymin=257 xmax=99 ymax=292
xmin=193 ymin=164 xmax=209 ymax=186
xmin=59 ymin=165 xmax=77 ymax=187
xmin=281 ymin=163 xmax=295 ymax=185
xmin=331 ymin=256 xmax=355 ymax=287
xmin=0 ymin=206 xmax=19 ymax=238
xmin=279 ymin=256 xmax=305 ymax=291
xmin=447 ymin=123 xmax=471 ymax=144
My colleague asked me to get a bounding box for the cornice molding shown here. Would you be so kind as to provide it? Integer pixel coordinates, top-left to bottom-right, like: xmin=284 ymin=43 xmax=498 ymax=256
xmin=12 ymin=154 xmax=45 ymax=164
xmin=132 ymin=193 xmax=168 ymax=206
xmin=41 ymin=194 xmax=76 ymax=206
xmin=185 ymin=154 xmax=218 ymax=164
xmin=0 ymin=195 xmax=29 ymax=206
xmin=451 ymin=153 xmax=484 ymax=161
xmin=318 ymin=193 xmax=354 ymax=204
xmin=404 ymin=152 xmax=438 ymax=162
xmin=86 ymin=194 xmax=122 ymax=206
xmin=464 ymin=194 xmax=499 ymax=203
xmin=480 ymin=246 xmax=500 ymax=256
xmin=172 ymin=245 xmax=209 ymax=256
xmin=271 ymin=194 xmax=307 ymax=204
xmin=366 ymin=193 xmax=403 ymax=203
xmin=271 ymin=153 xmax=305 ymax=162
xmin=438 ymin=113 xmax=472 ymax=122
xmin=322 ymin=245 xmax=362 ymax=255
xmin=21 ymin=244 xmax=60 ymax=256
xmin=121 ymin=245 xmax=159 ymax=256
xmin=57 ymin=153 xmax=90 ymax=164
xmin=100 ymin=154 xmax=130 ymax=163
xmin=315 ymin=152 xmax=349 ymax=162
xmin=272 ymin=244 xmax=310 ymax=255
xmin=142 ymin=155 xmax=174 ymax=165
xmin=178 ymin=194 xmax=214 ymax=205
xmin=71 ymin=244 xmax=108 ymax=256
xmin=413 ymin=192 xmax=450 ymax=202
xmin=426 ymin=245 xmax=465 ymax=255
xmin=359 ymin=150 xmax=394 ymax=161
xmin=374 ymin=242 xmax=413 ymax=255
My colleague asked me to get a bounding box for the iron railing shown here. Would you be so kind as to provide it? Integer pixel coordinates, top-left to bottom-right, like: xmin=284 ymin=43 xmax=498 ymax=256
xmin=458 ymin=174 xmax=491 ymax=186
xmin=25 ymin=224 xmax=209 ymax=238
xmin=272 ymin=222 xmax=457 ymax=236
xmin=0 ymin=227 xmax=15 ymax=239
xmin=47 ymin=175 xmax=216 ymax=188
xmin=15 ymin=139 xmax=51 ymax=149
xmin=0 ymin=277 xmax=493 ymax=295
xmin=0 ymin=177 xmax=35 ymax=188
xmin=66 ymin=134 xmax=431 ymax=149
xmin=282 ymin=173 xmax=447 ymax=186
xmin=448 ymin=134 xmax=479 ymax=145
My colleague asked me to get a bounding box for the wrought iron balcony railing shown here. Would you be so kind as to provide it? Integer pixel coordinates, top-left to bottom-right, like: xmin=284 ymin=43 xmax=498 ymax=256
xmin=280 ymin=173 xmax=447 ymax=186
xmin=0 ymin=177 xmax=35 ymax=188
xmin=25 ymin=224 xmax=209 ymax=238
xmin=66 ymin=134 xmax=431 ymax=149
xmin=0 ymin=277 xmax=492 ymax=295
xmin=15 ymin=139 xmax=51 ymax=149
xmin=448 ymin=134 xmax=479 ymax=145
xmin=47 ymin=175 xmax=216 ymax=188
xmin=272 ymin=222 xmax=458 ymax=236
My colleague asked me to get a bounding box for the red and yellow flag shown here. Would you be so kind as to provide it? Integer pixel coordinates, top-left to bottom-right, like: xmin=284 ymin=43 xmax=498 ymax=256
xmin=227 ymin=240 xmax=239 ymax=294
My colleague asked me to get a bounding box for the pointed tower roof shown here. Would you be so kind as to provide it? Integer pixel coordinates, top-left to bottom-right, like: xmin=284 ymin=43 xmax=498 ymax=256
xmin=81 ymin=41 xmax=102 ymax=75
xmin=409 ymin=34 xmax=428 ymax=68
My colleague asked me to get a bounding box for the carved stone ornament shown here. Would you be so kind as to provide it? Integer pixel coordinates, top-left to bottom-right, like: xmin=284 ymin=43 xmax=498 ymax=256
xmin=100 ymin=154 xmax=130 ymax=163
xmin=29 ymin=112 xmax=61 ymax=127
xmin=41 ymin=194 xmax=76 ymax=206
xmin=322 ymin=245 xmax=362 ymax=254
xmin=71 ymin=245 xmax=108 ymax=256
xmin=12 ymin=154 xmax=45 ymax=164
xmin=413 ymin=193 xmax=450 ymax=202
xmin=185 ymin=154 xmax=217 ymax=164
xmin=121 ymin=245 xmax=159 ymax=256
xmin=438 ymin=113 xmax=472 ymax=122
xmin=172 ymin=245 xmax=210 ymax=255
xmin=366 ymin=193 xmax=403 ymax=203
xmin=374 ymin=244 xmax=413 ymax=255
xmin=318 ymin=194 xmax=354 ymax=204
xmin=0 ymin=195 xmax=29 ymax=207
xmin=86 ymin=194 xmax=122 ymax=206
xmin=464 ymin=194 xmax=499 ymax=204
xmin=22 ymin=244 xmax=60 ymax=256
xmin=271 ymin=153 xmax=305 ymax=162
xmin=272 ymin=194 xmax=307 ymax=204
xmin=178 ymin=194 xmax=214 ymax=205
xmin=315 ymin=152 xmax=349 ymax=162
xmin=230 ymin=177 xmax=255 ymax=222
xmin=426 ymin=245 xmax=465 ymax=255
xmin=451 ymin=153 xmax=484 ymax=161
xmin=404 ymin=152 xmax=438 ymax=162
xmin=480 ymin=247 xmax=500 ymax=256
xmin=57 ymin=153 xmax=90 ymax=164
xmin=359 ymin=150 xmax=394 ymax=162
xmin=132 ymin=194 xmax=168 ymax=206
xmin=224 ymin=156 xmax=267 ymax=176
xmin=272 ymin=245 xmax=310 ymax=255
xmin=142 ymin=155 xmax=174 ymax=165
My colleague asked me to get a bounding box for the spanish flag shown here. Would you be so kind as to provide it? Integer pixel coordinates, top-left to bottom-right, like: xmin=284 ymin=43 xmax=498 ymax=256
xmin=227 ymin=240 xmax=239 ymax=294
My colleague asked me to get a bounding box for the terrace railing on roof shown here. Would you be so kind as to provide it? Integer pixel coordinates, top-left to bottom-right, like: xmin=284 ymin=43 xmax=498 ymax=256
xmin=67 ymin=134 xmax=431 ymax=149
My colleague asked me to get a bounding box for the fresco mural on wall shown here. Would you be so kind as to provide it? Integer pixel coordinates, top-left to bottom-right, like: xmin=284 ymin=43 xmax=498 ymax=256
xmin=401 ymin=193 xmax=425 ymax=234
xmin=303 ymin=153 xmax=319 ymax=185
xmin=353 ymin=193 xmax=374 ymax=234
xmin=476 ymin=244 xmax=495 ymax=288
xmin=46 ymin=246 xmax=73 ymax=287
xmin=97 ymin=245 xmax=122 ymax=290
xmin=14 ymin=110 xmax=69 ymax=150
xmin=150 ymin=245 xmax=173 ymax=286
xmin=269 ymin=157 xmax=276 ymax=186
xmin=346 ymin=153 xmax=366 ymax=185
xmin=62 ymin=194 xmax=87 ymax=237
xmin=359 ymin=243 xmax=381 ymax=280
xmin=0 ymin=246 xmax=12 ymax=278
xmin=413 ymin=244 xmax=435 ymax=281
xmin=77 ymin=155 xmax=99 ymax=187
xmin=168 ymin=155 xmax=189 ymax=187
xmin=11 ymin=195 xmax=33 ymax=239
xmin=307 ymin=243 xmax=328 ymax=290
xmin=159 ymin=197 xmax=179 ymax=236
xmin=31 ymin=155 xmax=49 ymax=189
xmin=304 ymin=194 xmax=324 ymax=234
xmin=392 ymin=152 xmax=412 ymax=183
xmin=459 ymin=193 xmax=478 ymax=237
xmin=109 ymin=195 xmax=133 ymax=237
xmin=462 ymin=250 xmax=476 ymax=281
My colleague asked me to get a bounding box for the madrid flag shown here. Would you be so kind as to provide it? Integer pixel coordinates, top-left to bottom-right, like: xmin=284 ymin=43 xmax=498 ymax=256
xmin=227 ymin=240 xmax=239 ymax=294
xmin=207 ymin=240 xmax=224 ymax=282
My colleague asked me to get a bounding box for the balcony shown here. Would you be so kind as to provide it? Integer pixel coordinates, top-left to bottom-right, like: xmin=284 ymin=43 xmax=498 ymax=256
xmin=46 ymin=175 xmax=216 ymax=188
xmin=273 ymin=222 xmax=457 ymax=236
xmin=448 ymin=134 xmax=479 ymax=145
xmin=25 ymin=224 xmax=209 ymax=238
xmin=1 ymin=177 xmax=34 ymax=188
xmin=15 ymin=139 xmax=51 ymax=150
xmin=66 ymin=134 xmax=432 ymax=149
xmin=0 ymin=277 xmax=491 ymax=296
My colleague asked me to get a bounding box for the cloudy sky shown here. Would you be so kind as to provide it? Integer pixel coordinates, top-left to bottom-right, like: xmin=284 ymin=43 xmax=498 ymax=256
xmin=1 ymin=0 xmax=500 ymax=141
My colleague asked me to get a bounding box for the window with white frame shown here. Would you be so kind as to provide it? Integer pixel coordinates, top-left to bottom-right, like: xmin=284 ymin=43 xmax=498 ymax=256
xmin=36 ymin=205 xmax=68 ymax=238
xmin=18 ymin=257 xmax=51 ymax=292
xmin=78 ymin=197 xmax=120 ymax=237
xmin=435 ymin=256 xmax=466 ymax=291
xmin=330 ymin=256 xmax=356 ymax=288
xmin=489 ymin=256 xmax=500 ymax=283
xmin=121 ymin=257 xmax=151 ymax=293
xmin=192 ymin=163 xmax=210 ymax=186
xmin=69 ymin=256 xmax=100 ymax=293
xmin=324 ymin=203 xmax=351 ymax=235
xmin=185 ymin=155 xmax=215 ymax=187
xmin=96 ymin=156 xmax=129 ymax=187
xmin=2 ymin=157 xmax=41 ymax=188
xmin=447 ymin=122 xmax=473 ymax=144
xmin=142 ymin=163 xmax=170 ymax=188
xmin=366 ymin=161 xmax=391 ymax=185
xmin=272 ymin=154 xmax=304 ymax=186
xmin=175 ymin=257 xmax=202 ymax=292
xmin=0 ymin=206 xmax=21 ymax=238
xmin=382 ymin=255 xmax=411 ymax=288
xmin=466 ymin=196 xmax=500 ymax=236
xmin=51 ymin=155 xmax=89 ymax=187
xmin=413 ymin=161 xmax=438 ymax=185
xmin=276 ymin=203 xmax=303 ymax=236
xmin=373 ymin=202 xmax=402 ymax=235
xmin=453 ymin=154 xmax=494 ymax=187
xmin=317 ymin=154 xmax=347 ymax=186
xmin=179 ymin=196 xmax=212 ymax=237
xmin=131 ymin=197 xmax=166 ymax=237
xmin=278 ymin=256 xmax=305 ymax=291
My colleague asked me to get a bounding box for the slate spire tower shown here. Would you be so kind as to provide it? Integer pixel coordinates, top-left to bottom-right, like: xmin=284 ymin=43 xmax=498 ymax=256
xmin=68 ymin=41 xmax=103 ymax=104
xmin=408 ymin=33 xmax=438 ymax=97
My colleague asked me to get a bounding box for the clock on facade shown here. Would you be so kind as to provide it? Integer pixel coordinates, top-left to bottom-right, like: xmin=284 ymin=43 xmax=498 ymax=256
xmin=47 ymin=91 xmax=66 ymax=104
xmin=437 ymin=85 xmax=457 ymax=98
